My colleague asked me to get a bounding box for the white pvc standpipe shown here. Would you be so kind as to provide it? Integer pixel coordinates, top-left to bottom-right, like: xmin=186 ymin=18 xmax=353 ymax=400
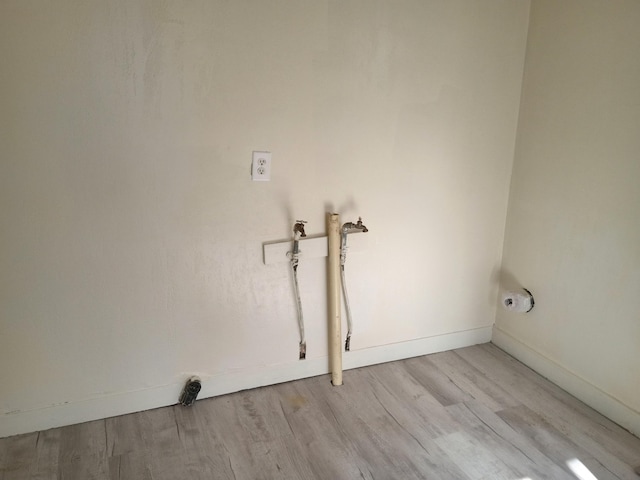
xmin=327 ymin=212 xmax=343 ymax=386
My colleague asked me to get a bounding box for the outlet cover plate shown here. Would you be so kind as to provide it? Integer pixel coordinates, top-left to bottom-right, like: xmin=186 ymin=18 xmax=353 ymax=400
xmin=252 ymin=151 xmax=271 ymax=181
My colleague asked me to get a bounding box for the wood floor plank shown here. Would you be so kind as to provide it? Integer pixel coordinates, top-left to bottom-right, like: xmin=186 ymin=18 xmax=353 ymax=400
xmin=307 ymin=367 xmax=473 ymax=479
xmin=2 ymin=343 xmax=639 ymax=479
xmin=144 ymin=449 xmax=236 ymax=480
xmin=58 ymin=453 xmax=109 ymax=480
xmin=446 ymin=401 xmax=575 ymax=480
xmin=171 ymin=403 xmax=239 ymax=479
xmin=459 ymin=344 xmax=640 ymax=469
xmin=482 ymin=343 xmax=640 ymax=463
xmin=58 ymin=420 xmax=106 ymax=465
xmin=434 ymin=430 xmax=521 ymax=479
xmin=428 ymin=350 xmax=521 ymax=410
xmin=177 ymin=395 xmax=259 ymax=480
xmin=0 ymin=462 xmax=31 ymax=480
xmin=108 ymin=453 xmax=153 ymax=480
xmin=404 ymin=355 xmax=476 ymax=407
xmin=190 ymin=384 xmax=318 ymax=480
xmin=498 ymin=404 xmax=635 ymax=480
xmin=0 ymin=429 xmax=61 ymax=480
xmin=136 ymin=408 xmax=182 ymax=456
xmin=33 ymin=430 xmax=61 ymax=471
xmin=105 ymin=413 xmax=144 ymax=457
xmin=0 ymin=433 xmax=38 ymax=469
xmin=366 ymin=360 xmax=460 ymax=438
xmin=275 ymin=379 xmax=374 ymax=480
xmin=229 ymin=387 xmax=319 ymax=480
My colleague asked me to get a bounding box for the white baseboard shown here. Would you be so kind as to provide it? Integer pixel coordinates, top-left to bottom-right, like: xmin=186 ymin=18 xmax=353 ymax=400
xmin=0 ymin=326 xmax=492 ymax=438
xmin=492 ymin=326 xmax=640 ymax=437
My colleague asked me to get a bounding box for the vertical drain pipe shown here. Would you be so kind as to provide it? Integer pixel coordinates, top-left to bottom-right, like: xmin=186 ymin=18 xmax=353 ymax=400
xmin=327 ymin=213 xmax=343 ymax=386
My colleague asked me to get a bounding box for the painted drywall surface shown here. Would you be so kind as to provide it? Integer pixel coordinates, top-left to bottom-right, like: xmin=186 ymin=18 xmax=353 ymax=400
xmin=496 ymin=0 xmax=640 ymax=415
xmin=0 ymin=1 xmax=529 ymax=427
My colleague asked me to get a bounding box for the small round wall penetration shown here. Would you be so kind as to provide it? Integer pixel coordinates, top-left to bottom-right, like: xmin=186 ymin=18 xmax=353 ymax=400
xmin=501 ymin=288 xmax=534 ymax=313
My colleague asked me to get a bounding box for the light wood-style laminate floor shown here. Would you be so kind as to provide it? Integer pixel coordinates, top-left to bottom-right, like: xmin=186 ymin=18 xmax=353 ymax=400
xmin=1 ymin=343 xmax=639 ymax=479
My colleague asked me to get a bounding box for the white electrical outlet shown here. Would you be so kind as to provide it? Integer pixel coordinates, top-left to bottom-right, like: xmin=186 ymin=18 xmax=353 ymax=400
xmin=252 ymin=151 xmax=272 ymax=181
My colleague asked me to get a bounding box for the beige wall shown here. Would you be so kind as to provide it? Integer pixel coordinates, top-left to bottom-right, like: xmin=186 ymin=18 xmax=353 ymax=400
xmin=495 ymin=0 xmax=640 ymax=433
xmin=0 ymin=1 xmax=530 ymax=435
